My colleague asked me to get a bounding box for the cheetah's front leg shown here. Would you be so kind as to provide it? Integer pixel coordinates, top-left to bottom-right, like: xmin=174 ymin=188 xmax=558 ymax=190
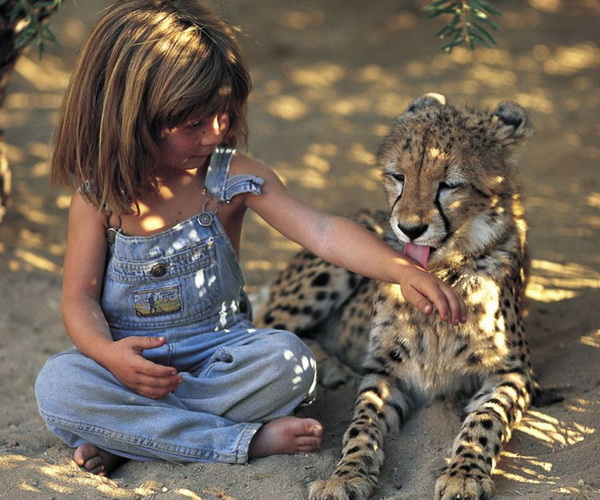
xmin=434 ymin=371 xmax=533 ymax=500
xmin=310 ymin=374 xmax=410 ymax=500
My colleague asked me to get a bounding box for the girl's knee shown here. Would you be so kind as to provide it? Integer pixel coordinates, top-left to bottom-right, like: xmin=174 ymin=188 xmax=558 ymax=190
xmin=268 ymin=330 xmax=314 ymax=362
xmin=35 ymin=350 xmax=98 ymax=413
xmin=35 ymin=355 xmax=66 ymax=413
xmin=268 ymin=332 xmax=317 ymax=395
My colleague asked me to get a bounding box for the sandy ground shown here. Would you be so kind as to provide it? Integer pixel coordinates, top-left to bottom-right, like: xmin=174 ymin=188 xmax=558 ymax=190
xmin=1 ymin=0 xmax=599 ymax=498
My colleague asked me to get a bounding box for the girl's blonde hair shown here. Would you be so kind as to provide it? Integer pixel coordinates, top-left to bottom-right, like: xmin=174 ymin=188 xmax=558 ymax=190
xmin=51 ymin=0 xmax=252 ymax=214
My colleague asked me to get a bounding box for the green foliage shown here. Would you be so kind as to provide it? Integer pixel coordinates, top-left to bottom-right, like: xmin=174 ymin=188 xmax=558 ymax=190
xmin=0 ymin=0 xmax=63 ymax=55
xmin=423 ymin=0 xmax=503 ymax=52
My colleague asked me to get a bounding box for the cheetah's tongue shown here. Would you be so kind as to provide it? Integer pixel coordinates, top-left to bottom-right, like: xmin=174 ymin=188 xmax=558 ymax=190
xmin=403 ymin=243 xmax=431 ymax=270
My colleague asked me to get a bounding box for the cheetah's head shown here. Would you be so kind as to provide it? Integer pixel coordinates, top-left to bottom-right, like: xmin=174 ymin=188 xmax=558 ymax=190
xmin=377 ymin=93 xmax=532 ymax=270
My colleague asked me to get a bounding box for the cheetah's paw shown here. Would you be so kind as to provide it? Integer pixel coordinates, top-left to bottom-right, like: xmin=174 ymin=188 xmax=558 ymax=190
xmin=309 ymin=475 xmax=374 ymax=500
xmin=434 ymin=470 xmax=494 ymax=500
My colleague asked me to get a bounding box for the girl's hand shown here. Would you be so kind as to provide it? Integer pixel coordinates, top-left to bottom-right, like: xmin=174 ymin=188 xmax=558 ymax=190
xmin=102 ymin=336 xmax=183 ymax=399
xmin=398 ymin=266 xmax=467 ymax=325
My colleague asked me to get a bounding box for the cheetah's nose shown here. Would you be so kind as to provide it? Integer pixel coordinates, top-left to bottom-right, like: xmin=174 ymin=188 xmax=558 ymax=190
xmin=398 ymin=223 xmax=428 ymax=241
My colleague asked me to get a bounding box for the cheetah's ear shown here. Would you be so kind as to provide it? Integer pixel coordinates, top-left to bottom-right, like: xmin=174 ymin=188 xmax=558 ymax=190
xmin=406 ymin=93 xmax=446 ymax=113
xmin=492 ymin=101 xmax=532 ymax=145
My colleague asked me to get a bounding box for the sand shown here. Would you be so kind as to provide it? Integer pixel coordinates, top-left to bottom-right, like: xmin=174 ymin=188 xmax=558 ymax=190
xmin=0 ymin=0 xmax=599 ymax=498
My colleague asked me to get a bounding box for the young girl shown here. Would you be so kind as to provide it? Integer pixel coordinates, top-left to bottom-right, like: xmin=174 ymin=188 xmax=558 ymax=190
xmin=35 ymin=0 xmax=466 ymax=476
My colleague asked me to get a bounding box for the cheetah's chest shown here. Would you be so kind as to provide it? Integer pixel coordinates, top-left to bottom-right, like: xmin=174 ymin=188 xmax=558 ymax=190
xmin=369 ymin=273 xmax=516 ymax=399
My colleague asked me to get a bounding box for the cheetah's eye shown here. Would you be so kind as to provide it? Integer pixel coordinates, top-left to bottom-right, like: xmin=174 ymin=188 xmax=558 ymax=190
xmin=387 ymin=172 xmax=405 ymax=187
xmin=439 ymin=181 xmax=465 ymax=192
xmin=438 ymin=181 xmax=466 ymax=202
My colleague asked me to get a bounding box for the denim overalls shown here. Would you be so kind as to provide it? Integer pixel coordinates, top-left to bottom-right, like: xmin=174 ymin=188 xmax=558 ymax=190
xmin=35 ymin=147 xmax=317 ymax=464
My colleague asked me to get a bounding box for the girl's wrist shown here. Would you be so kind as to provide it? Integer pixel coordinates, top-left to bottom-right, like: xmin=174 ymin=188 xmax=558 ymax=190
xmin=74 ymin=332 xmax=116 ymax=368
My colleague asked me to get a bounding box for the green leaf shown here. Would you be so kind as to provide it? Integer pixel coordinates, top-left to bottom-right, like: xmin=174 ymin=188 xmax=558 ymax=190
xmin=435 ymin=24 xmax=456 ymax=39
xmin=470 ymin=22 xmax=497 ymax=44
xmin=42 ymin=24 xmax=59 ymax=42
xmin=475 ymin=14 xmax=502 ymax=31
xmin=469 ymin=31 xmax=497 ymax=49
xmin=15 ymin=32 xmax=36 ymax=50
xmin=9 ymin=6 xmax=25 ymax=22
xmin=423 ymin=0 xmax=455 ymax=12
xmin=442 ymin=35 xmax=465 ymax=52
xmin=424 ymin=0 xmax=503 ymax=52
xmin=471 ymin=0 xmax=504 ymax=17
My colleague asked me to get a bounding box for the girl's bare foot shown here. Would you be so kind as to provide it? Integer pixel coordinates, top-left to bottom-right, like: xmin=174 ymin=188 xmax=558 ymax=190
xmin=249 ymin=416 xmax=323 ymax=458
xmin=73 ymin=444 xmax=127 ymax=476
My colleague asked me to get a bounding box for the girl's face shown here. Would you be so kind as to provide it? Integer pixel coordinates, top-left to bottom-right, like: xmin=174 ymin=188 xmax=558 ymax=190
xmin=156 ymin=113 xmax=229 ymax=173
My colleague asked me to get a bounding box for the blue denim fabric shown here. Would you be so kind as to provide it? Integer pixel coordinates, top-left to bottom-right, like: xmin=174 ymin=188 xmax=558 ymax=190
xmin=35 ymin=147 xmax=317 ymax=464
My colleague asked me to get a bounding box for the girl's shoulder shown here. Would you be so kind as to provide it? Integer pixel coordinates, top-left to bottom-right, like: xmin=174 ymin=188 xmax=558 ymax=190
xmin=70 ymin=191 xmax=112 ymax=227
xmin=230 ymin=151 xmax=276 ymax=182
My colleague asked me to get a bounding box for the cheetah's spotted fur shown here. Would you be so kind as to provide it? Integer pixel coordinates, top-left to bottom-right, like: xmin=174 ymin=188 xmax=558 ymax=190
xmin=255 ymin=94 xmax=546 ymax=499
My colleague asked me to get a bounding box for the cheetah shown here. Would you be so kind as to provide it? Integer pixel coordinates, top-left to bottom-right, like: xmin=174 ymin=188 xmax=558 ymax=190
xmin=255 ymin=94 xmax=553 ymax=499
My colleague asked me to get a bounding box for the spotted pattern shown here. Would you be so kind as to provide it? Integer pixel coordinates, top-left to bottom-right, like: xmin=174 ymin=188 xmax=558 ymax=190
xmin=255 ymin=95 xmax=546 ymax=499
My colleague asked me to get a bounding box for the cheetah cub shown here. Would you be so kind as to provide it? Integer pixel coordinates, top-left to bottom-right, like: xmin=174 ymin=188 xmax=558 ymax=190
xmin=255 ymin=94 xmax=541 ymax=499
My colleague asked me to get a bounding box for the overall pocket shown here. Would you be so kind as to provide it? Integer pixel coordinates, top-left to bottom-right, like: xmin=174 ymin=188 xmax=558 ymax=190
xmin=102 ymin=240 xmax=220 ymax=330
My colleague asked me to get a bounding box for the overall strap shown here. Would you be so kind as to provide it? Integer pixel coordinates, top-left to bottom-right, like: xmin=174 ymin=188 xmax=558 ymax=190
xmin=205 ymin=145 xmax=235 ymax=203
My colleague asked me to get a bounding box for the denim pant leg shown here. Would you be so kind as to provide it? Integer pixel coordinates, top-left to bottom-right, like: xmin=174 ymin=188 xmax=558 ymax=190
xmin=35 ymin=349 xmax=260 ymax=464
xmin=175 ymin=329 xmax=318 ymax=423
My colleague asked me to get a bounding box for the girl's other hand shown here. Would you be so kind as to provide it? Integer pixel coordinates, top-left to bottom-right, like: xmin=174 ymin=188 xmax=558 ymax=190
xmin=103 ymin=336 xmax=183 ymax=399
xmin=398 ymin=267 xmax=467 ymax=325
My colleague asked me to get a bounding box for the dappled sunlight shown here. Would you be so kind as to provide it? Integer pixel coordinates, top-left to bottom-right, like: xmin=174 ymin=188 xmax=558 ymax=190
xmin=580 ymin=329 xmax=600 ymax=349
xmin=279 ymin=7 xmax=324 ymax=31
xmin=1 ymin=55 xmax=69 ymax=130
xmin=256 ymin=36 xmax=600 ymax=128
xmin=12 ymin=248 xmax=60 ymax=273
xmin=518 ymin=409 xmax=596 ymax=450
xmin=323 ymin=96 xmax=372 ymax=117
xmin=0 ymin=52 xmax=69 ymax=276
xmin=269 ymin=138 xmax=379 ymax=196
xmin=543 ymin=43 xmax=600 ymax=76
xmin=0 ymin=5 xmax=110 ymax=279
xmin=0 ymin=452 xmax=231 ymax=498
xmin=266 ymin=94 xmax=308 ymax=121
xmin=527 ymin=259 xmax=600 ymax=303
xmin=494 ymin=452 xmax=558 ymax=485
xmin=345 ymin=142 xmax=375 ymax=166
xmin=563 ymin=396 xmax=600 ymax=415
xmin=373 ymin=93 xmax=409 ymax=119
xmin=491 ymin=403 xmax=597 ymax=491
xmin=264 ymin=41 xmax=578 ymax=132
xmin=529 ymin=0 xmax=561 ymax=12
xmin=14 ymin=54 xmax=71 ymax=92
xmin=357 ymin=64 xmax=402 ymax=89
xmin=511 ymin=90 xmax=554 ymax=114
xmin=284 ymin=349 xmax=317 ymax=396
xmin=290 ymin=63 xmax=345 ymax=88
xmin=580 ymin=190 xmax=600 ymax=211
xmin=1 ymin=454 xmax=130 ymax=498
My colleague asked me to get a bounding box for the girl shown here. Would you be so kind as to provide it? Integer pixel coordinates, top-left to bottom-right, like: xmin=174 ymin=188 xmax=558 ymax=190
xmin=35 ymin=0 xmax=466 ymax=476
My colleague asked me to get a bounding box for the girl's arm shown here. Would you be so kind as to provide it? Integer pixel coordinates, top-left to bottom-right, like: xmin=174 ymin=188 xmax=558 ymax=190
xmin=61 ymin=194 xmax=182 ymax=398
xmin=240 ymin=157 xmax=466 ymax=324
